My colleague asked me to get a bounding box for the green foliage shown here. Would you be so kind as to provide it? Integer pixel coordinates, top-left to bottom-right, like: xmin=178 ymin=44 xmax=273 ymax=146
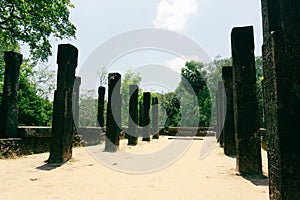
xmin=179 ymin=61 xmax=212 ymax=127
xmin=205 ymin=56 xmax=232 ymax=126
xmin=121 ymin=69 xmax=142 ymax=126
xmin=18 ymin=63 xmax=53 ymax=126
xmin=161 ymin=95 xmax=181 ymax=127
xmin=0 ymin=81 xmax=3 ymax=93
xmin=0 ymin=1 xmax=74 ymax=126
xmin=152 ymin=92 xmax=172 ymax=127
xmin=30 ymin=64 xmax=56 ymax=99
xmin=0 ymin=42 xmax=54 ymax=126
xmin=181 ymin=61 xmax=207 ymax=94
xmin=205 ymin=56 xmax=264 ymax=127
xmin=0 ymin=0 xmax=76 ymax=61
xmin=0 ymin=81 xmax=2 ymax=103
xmin=78 ymin=90 xmax=98 ymax=127
xmin=176 ymin=86 xmax=200 ymax=127
xmin=255 ymin=56 xmax=265 ymax=127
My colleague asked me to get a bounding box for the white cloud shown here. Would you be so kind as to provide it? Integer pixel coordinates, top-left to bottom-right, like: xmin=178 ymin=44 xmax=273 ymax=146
xmin=165 ymin=57 xmax=186 ymax=73
xmin=153 ymin=0 xmax=198 ymax=32
xmin=165 ymin=55 xmax=202 ymax=73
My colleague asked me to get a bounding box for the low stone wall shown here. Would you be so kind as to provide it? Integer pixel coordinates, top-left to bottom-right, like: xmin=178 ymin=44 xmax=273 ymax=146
xmin=0 ymin=126 xmax=105 ymax=158
xmin=77 ymin=127 xmax=105 ymax=146
xmin=1 ymin=126 xmax=266 ymax=158
xmin=17 ymin=126 xmax=52 ymax=137
xmin=0 ymin=137 xmax=51 ymax=158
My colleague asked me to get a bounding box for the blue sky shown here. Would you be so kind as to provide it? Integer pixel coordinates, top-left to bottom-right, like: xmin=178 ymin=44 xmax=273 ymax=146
xmin=51 ymin=0 xmax=262 ymax=63
xmin=47 ymin=0 xmax=263 ymax=92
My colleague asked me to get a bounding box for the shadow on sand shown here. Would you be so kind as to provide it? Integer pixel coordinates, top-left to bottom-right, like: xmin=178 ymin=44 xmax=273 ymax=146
xmin=36 ymin=162 xmax=62 ymax=171
xmin=241 ymin=174 xmax=269 ymax=186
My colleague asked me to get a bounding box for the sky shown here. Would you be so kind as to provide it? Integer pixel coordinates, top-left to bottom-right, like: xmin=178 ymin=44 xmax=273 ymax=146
xmin=47 ymin=0 xmax=263 ymax=92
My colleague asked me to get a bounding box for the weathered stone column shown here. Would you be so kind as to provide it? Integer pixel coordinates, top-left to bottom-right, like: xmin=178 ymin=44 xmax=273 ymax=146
xmin=104 ymin=73 xmax=121 ymax=152
xmin=139 ymin=101 xmax=143 ymax=127
xmin=216 ymin=81 xmax=225 ymax=147
xmin=73 ymin=76 xmax=81 ymax=128
xmin=231 ymin=26 xmax=262 ymax=175
xmin=128 ymin=85 xmax=138 ymax=145
xmin=152 ymin=97 xmax=159 ymax=139
xmin=0 ymin=51 xmax=22 ymax=138
xmin=48 ymin=44 xmax=78 ymax=164
xmin=261 ymin=1 xmax=300 ymax=199
xmin=97 ymin=86 xmax=105 ymax=127
xmin=142 ymin=92 xmax=151 ymax=142
xmin=215 ymin=91 xmax=219 ymax=141
xmin=222 ymin=66 xmax=236 ymax=156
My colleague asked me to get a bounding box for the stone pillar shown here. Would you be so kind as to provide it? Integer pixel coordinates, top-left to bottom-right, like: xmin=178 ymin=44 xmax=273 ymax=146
xmin=152 ymin=97 xmax=159 ymax=139
xmin=128 ymin=85 xmax=138 ymax=145
xmin=231 ymin=26 xmax=262 ymax=175
xmin=142 ymin=92 xmax=151 ymax=142
xmin=261 ymin=1 xmax=300 ymax=199
xmin=104 ymin=73 xmax=121 ymax=152
xmin=48 ymin=44 xmax=78 ymax=164
xmin=261 ymin=0 xmax=281 ymax=42
xmin=0 ymin=51 xmax=22 ymax=138
xmin=139 ymin=101 xmax=143 ymax=127
xmin=222 ymin=66 xmax=236 ymax=156
xmin=97 ymin=86 xmax=105 ymax=127
xmin=216 ymin=81 xmax=225 ymax=147
xmin=73 ymin=76 xmax=81 ymax=128
xmin=215 ymin=91 xmax=219 ymax=141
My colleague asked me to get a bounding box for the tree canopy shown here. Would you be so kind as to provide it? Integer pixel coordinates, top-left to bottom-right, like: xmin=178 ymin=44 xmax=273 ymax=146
xmin=0 ymin=1 xmax=75 ymax=126
xmin=179 ymin=61 xmax=211 ymax=127
xmin=0 ymin=0 xmax=76 ymax=61
xmin=181 ymin=61 xmax=207 ymax=95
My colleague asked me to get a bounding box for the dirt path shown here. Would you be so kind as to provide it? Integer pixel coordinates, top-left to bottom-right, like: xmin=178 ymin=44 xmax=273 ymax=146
xmin=0 ymin=136 xmax=268 ymax=200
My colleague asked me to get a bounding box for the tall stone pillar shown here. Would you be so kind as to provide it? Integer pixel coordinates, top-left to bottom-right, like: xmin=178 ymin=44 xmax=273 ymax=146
xmin=222 ymin=66 xmax=236 ymax=156
xmin=104 ymin=73 xmax=121 ymax=152
xmin=97 ymin=86 xmax=105 ymax=127
xmin=128 ymin=85 xmax=139 ymax=145
xmin=231 ymin=26 xmax=262 ymax=175
xmin=73 ymin=76 xmax=81 ymax=128
xmin=152 ymin=97 xmax=159 ymax=139
xmin=216 ymin=81 xmax=225 ymax=147
xmin=261 ymin=1 xmax=300 ymax=199
xmin=0 ymin=51 xmax=22 ymax=138
xmin=139 ymin=101 xmax=143 ymax=127
xmin=142 ymin=92 xmax=151 ymax=142
xmin=48 ymin=44 xmax=78 ymax=164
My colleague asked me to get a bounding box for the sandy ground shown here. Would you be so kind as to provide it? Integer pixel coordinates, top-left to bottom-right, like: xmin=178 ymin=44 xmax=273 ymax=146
xmin=0 ymin=136 xmax=269 ymax=200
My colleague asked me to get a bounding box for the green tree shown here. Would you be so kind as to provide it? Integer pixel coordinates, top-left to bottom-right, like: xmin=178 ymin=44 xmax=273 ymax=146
xmin=205 ymin=56 xmax=264 ymax=127
xmin=153 ymin=92 xmax=174 ymax=127
xmin=179 ymin=61 xmax=212 ymax=127
xmin=0 ymin=1 xmax=76 ymax=126
xmin=181 ymin=61 xmax=207 ymax=95
xmin=78 ymin=90 xmax=98 ymax=127
xmin=30 ymin=63 xmax=56 ymax=99
xmin=121 ymin=69 xmax=142 ymax=126
xmin=0 ymin=0 xmax=76 ymax=61
xmin=161 ymin=96 xmax=181 ymax=127
xmin=175 ymin=85 xmax=200 ymax=127
xmin=0 ymin=45 xmax=53 ymax=126
xmin=206 ymin=56 xmax=232 ymax=126
xmin=17 ymin=63 xmax=53 ymax=126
